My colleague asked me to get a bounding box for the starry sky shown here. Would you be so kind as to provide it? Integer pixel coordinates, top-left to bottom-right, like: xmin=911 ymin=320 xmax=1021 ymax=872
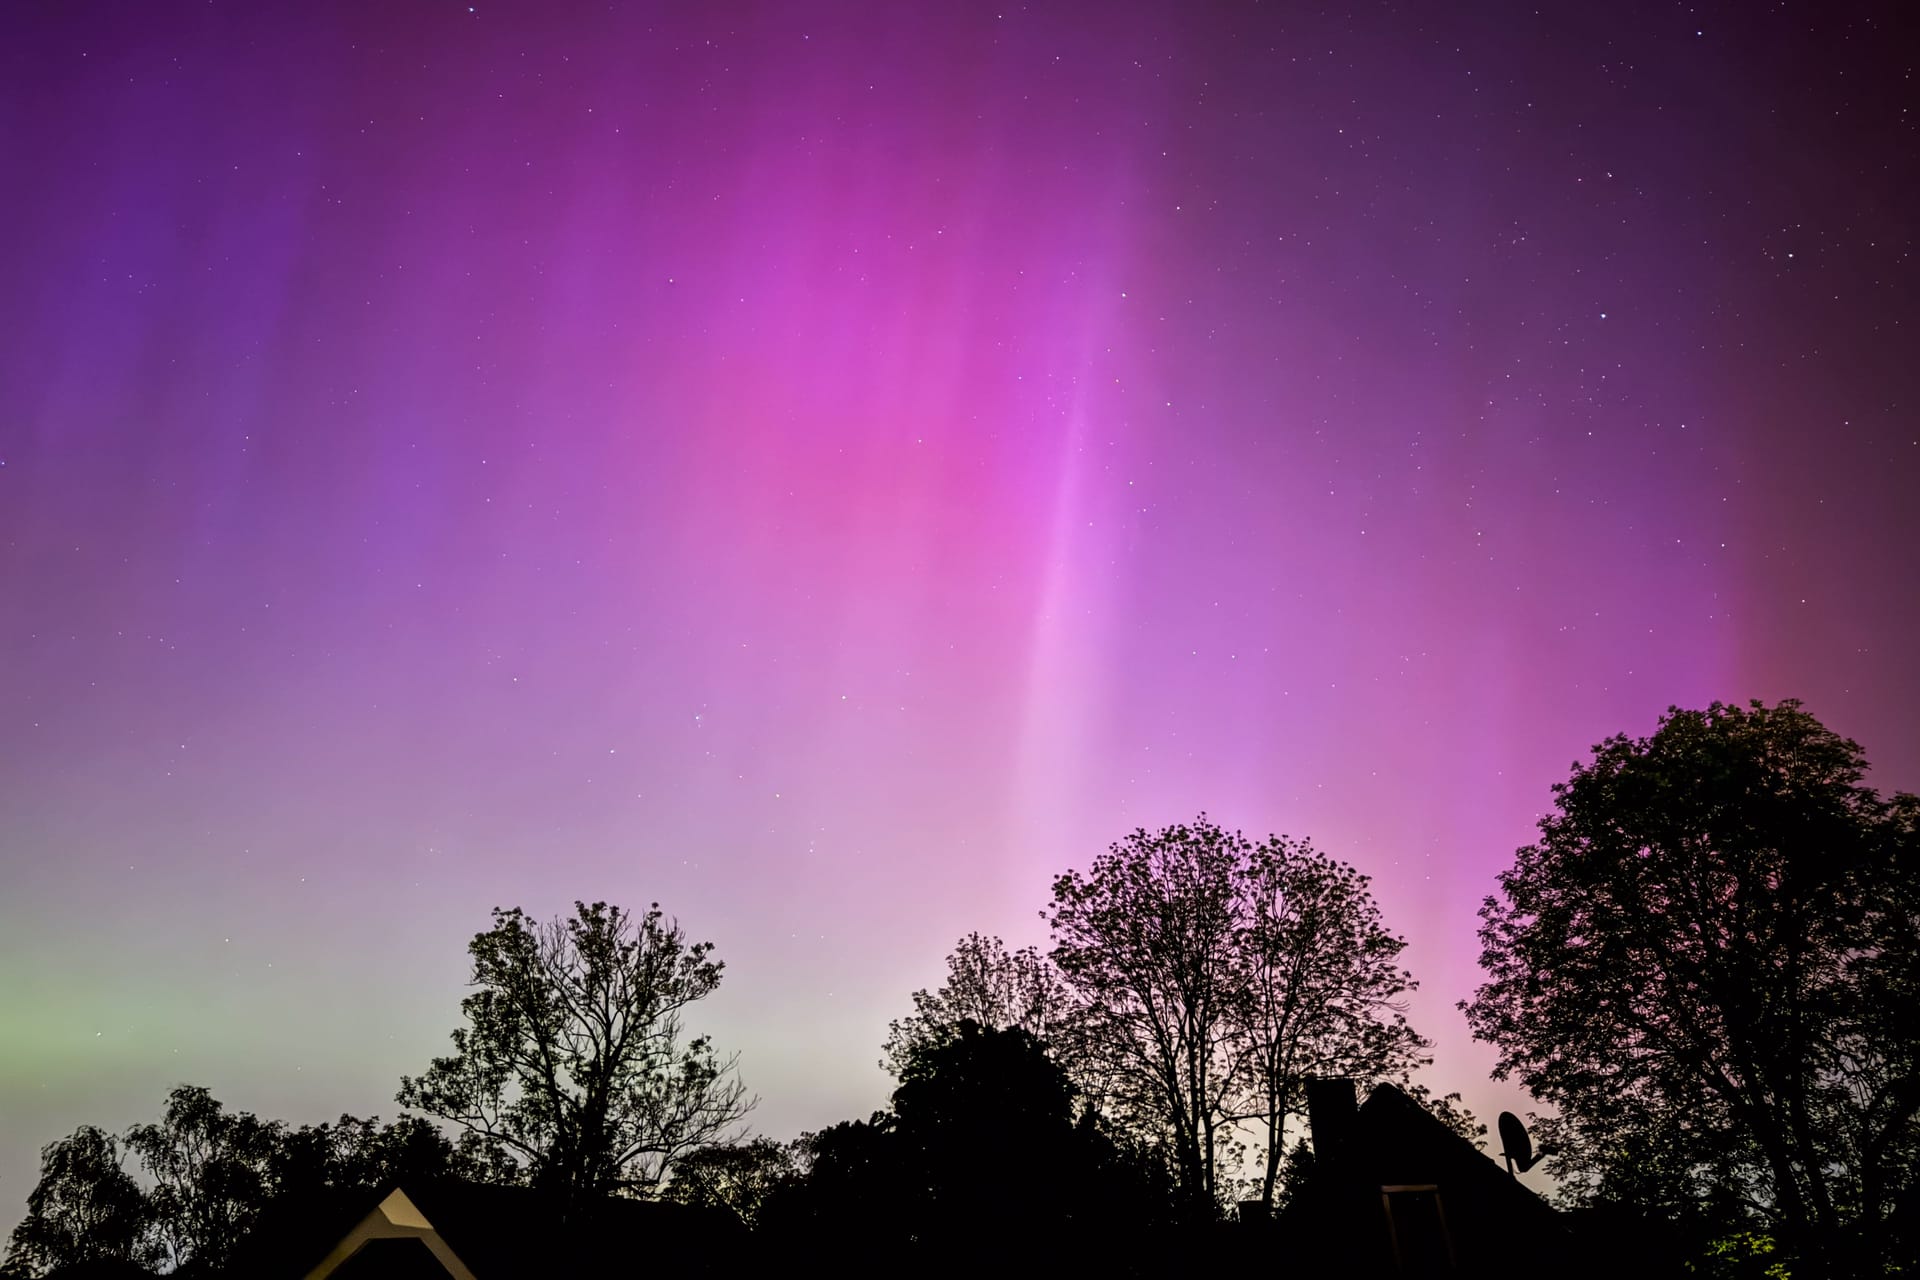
xmin=2 ymin=0 xmax=1916 ymax=1224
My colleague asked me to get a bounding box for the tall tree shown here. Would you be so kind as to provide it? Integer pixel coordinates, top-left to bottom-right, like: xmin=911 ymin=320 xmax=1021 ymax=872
xmin=3 ymin=1127 xmax=155 ymax=1276
xmin=1461 ymin=700 xmax=1920 ymax=1277
xmin=1234 ymin=836 xmax=1430 ymax=1209
xmin=124 ymin=1085 xmax=281 ymax=1275
xmin=398 ymin=901 xmax=755 ymax=1203
xmin=880 ymin=932 xmax=1074 ymax=1078
xmin=1046 ymin=817 xmax=1248 ymax=1218
xmin=1836 ymin=789 xmax=1920 ymax=1268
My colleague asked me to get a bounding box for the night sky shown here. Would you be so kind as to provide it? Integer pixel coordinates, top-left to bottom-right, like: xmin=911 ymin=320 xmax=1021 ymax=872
xmin=2 ymin=0 xmax=1916 ymax=1224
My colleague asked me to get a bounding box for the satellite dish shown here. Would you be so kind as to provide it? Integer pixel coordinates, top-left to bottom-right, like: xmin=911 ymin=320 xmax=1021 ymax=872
xmin=1498 ymin=1111 xmax=1545 ymax=1175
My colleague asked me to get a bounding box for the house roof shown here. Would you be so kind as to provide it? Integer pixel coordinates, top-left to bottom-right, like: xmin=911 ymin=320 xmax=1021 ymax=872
xmin=1350 ymin=1083 xmax=1565 ymax=1230
xmin=248 ymin=1179 xmax=746 ymax=1279
xmin=1273 ymin=1080 xmax=1576 ymax=1276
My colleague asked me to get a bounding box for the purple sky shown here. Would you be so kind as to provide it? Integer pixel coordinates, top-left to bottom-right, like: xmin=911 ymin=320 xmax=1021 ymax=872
xmin=2 ymin=0 xmax=1916 ymax=1222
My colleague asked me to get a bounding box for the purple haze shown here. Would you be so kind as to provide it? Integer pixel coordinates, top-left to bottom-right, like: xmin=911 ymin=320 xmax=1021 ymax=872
xmin=1 ymin=0 xmax=1916 ymax=1223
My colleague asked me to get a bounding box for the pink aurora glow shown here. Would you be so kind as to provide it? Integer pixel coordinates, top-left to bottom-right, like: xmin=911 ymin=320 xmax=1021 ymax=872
xmin=1 ymin=0 xmax=1916 ymax=1224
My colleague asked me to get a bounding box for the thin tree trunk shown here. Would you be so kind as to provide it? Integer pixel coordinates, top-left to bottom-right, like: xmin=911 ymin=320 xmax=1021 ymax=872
xmin=1260 ymin=1107 xmax=1285 ymax=1209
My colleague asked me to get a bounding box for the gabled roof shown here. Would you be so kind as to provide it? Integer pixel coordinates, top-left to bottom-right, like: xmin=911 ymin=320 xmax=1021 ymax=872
xmin=1274 ymin=1080 xmax=1575 ymax=1276
xmin=275 ymin=1179 xmax=746 ymax=1279
xmin=1350 ymin=1082 xmax=1565 ymax=1230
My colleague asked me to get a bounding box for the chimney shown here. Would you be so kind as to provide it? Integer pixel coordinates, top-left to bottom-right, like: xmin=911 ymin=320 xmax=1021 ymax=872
xmin=1305 ymin=1077 xmax=1359 ymax=1169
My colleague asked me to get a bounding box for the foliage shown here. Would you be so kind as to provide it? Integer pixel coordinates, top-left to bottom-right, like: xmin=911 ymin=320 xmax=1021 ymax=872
xmin=763 ymin=1022 xmax=1168 ymax=1269
xmin=7 ymin=904 xmax=753 ymax=1270
xmin=889 ymin=1020 xmax=1117 ymax=1243
xmin=1461 ymin=700 xmax=1920 ymax=1276
xmin=398 ymin=900 xmax=755 ymax=1203
xmin=659 ymin=1137 xmax=799 ymax=1228
xmin=3 ymin=1128 xmax=156 ymax=1275
xmin=2 ymin=1085 xmax=473 ymax=1278
xmin=267 ymin=1112 xmax=473 ymax=1201
xmin=880 ymin=933 xmax=1074 ymax=1079
xmin=124 ymin=1086 xmax=280 ymax=1275
xmin=756 ymin=1117 xmax=904 ymax=1256
xmin=1699 ymin=1229 xmax=1793 ymax=1280
xmin=1235 ymin=836 xmax=1431 ymax=1205
xmin=1269 ymin=1138 xmax=1316 ymax=1214
xmin=220 ymin=1112 xmax=476 ymax=1277
xmin=1046 ymin=818 xmax=1248 ymax=1218
xmin=1044 ymin=815 xmax=1431 ymax=1217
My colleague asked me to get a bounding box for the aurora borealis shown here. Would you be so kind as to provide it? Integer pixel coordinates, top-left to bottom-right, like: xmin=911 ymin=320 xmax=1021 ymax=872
xmin=2 ymin=0 xmax=1916 ymax=1225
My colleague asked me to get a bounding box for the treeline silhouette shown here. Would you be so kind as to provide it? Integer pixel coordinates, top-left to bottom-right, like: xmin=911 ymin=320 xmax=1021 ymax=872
xmin=4 ymin=699 xmax=1915 ymax=1279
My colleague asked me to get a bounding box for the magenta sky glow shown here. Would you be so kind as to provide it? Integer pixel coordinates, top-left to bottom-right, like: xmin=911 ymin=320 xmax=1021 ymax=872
xmin=2 ymin=0 xmax=1916 ymax=1223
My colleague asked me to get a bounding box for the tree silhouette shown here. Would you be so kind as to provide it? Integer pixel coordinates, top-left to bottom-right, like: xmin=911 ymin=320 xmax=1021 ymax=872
xmin=220 ymin=1112 xmax=479 ymax=1274
xmin=1235 ymin=836 xmax=1430 ymax=1208
xmin=891 ymin=1020 xmax=1106 ymax=1245
xmin=266 ymin=1113 xmax=472 ymax=1202
xmin=756 ymin=1116 xmax=906 ymax=1265
xmin=1045 ymin=815 xmax=1435 ymax=1218
xmin=1462 ymin=700 xmax=1920 ymax=1276
xmin=763 ymin=1022 xmax=1168 ymax=1274
xmin=124 ymin=1086 xmax=279 ymax=1275
xmin=1046 ymin=818 xmax=1246 ymax=1218
xmin=2 ymin=1128 xmax=155 ymax=1276
xmin=880 ymin=932 xmax=1074 ymax=1079
xmin=397 ymin=901 xmax=755 ymax=1203
xmin=2 ymin=1091 xmax=481 ymax=1279
xmin=658 ymin=1136 xmax=799 ymax=1228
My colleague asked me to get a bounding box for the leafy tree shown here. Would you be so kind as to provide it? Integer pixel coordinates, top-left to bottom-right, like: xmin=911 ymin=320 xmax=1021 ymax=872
xmin=1461 ymin=700 xmax=1920 ymax=1277
xmin=397 ymin=901 xmax=756 ymax=1203
xmin=1527 ymin=1103 xmax=1766 ymax=1259
xmin=1044 ymin=816 xmax=1436 ymax=1219
xmin=1269 ymin=1138 xmax=1316 ymax=1215
xmin=1839 ymin=789 xmax=1920 ymax=1267
xmin=1046 ymin=817 xmax=1248 ymax=1218
xmin=5 ymin=1094 xmax=482 ymax=1278
xmin=222 ymin=1113 xmax=480 ymax=1275
xmin=880 ymin=933 xmax=1073 ymax=1079
xmin=124 ymin=1086 xmax=280 ymax=1275
xmin=895 ymin=1021 xmax=1172 ymax=1269
xmin=891 ymin=1021 xmax=1096 ymax=1240
xmin=1235 ymin=836 xmax=1430 ymax=1208
xmin=659 ymin=1137 xmax=799 ymax=1228
xmin=762 ymin=1023 xmax=1169 ymax=1271
xmin=2 ymin=1128 xmax=156 ymax=1276
xmin=267 ymin=1113 xmax=471 ymax=1201
xmin=756 ymin=1117 xmax=906 ymax=1262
